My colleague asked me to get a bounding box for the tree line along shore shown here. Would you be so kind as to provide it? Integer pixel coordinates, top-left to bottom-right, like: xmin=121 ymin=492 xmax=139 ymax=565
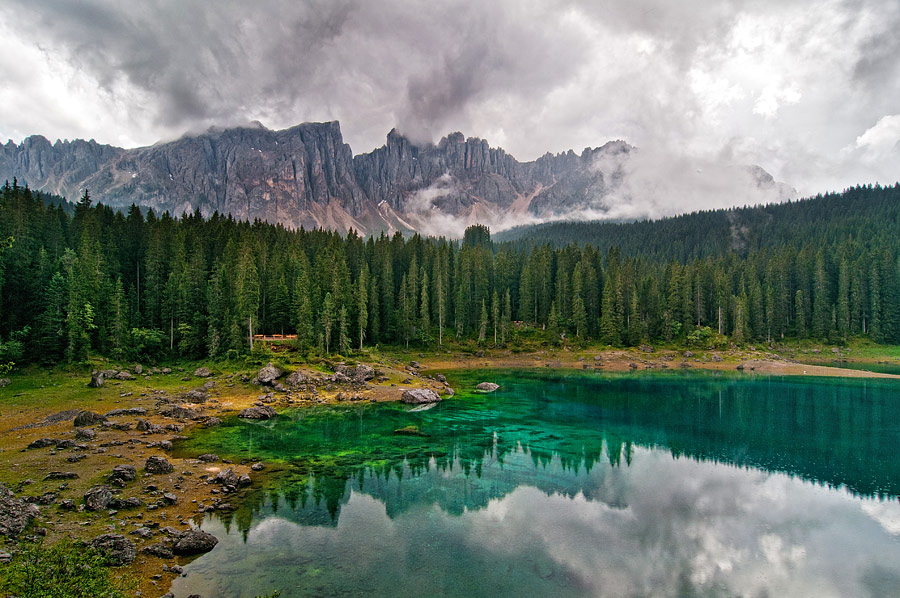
xmin=1 ymin=181 xmax=899 ymax=373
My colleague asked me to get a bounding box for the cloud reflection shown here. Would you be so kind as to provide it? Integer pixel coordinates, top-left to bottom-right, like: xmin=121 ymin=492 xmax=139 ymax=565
xmin=172 ymin=446 xmax=900 ymax=598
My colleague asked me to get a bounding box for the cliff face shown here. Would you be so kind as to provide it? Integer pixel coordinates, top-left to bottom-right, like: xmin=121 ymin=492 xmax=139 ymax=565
xmin=0 ymin=121 xmax=785 ymax=236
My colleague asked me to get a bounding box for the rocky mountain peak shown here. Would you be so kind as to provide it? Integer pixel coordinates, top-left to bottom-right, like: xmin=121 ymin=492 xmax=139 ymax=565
xmin=0 ymin=121 xmax=791 ymax=237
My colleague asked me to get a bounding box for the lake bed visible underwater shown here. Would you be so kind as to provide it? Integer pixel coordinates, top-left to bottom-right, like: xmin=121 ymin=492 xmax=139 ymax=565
xmin=171 ymin=370 xmax=900 ymax=597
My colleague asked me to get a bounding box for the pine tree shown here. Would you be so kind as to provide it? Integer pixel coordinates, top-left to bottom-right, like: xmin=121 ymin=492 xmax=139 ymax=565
xmin=357 ymin=264 xmax=368 ymax=351
xmin=109 ymin=277 xmax=128 ymax=358
xmin=235 ymin=247 xmax=260 ymax=350
xmin=321 ymin=292 xmax=336 ymax=354
xmin=35 ymin=271 xmax=67 ymax=362
xmin=599 ymin=276 xmax=620 ymax=345
xmin=478 ymin=298 xmax=488 ymax=344
xmin=419 ymin=269 xmax=430 ymax=343
xmin=547 ymin=301 xmax=560 ymax=344
xmin=812 ymin=251 xmax=830 ymax=339
xmin=400 ymin=273 xmax=411 ymax=347
xmin=338 ymin=305 xmax=350 ymax=355
xmin=794 ymin=290 xmax=806 ymax=338
xmin=502 ymin=288 xmax=512 ymax=344
xmin=491 ymin=290 xmax=499 ymax=345
xmin=294 ymin=266 xmax=314 ymax=349
xmin=836 ymin=257 xmax=850 ymax=339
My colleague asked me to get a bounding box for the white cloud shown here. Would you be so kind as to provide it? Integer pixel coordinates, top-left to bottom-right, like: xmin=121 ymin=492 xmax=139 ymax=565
xmin=855 ymin=114 xmax=900 ymax=156
xmin=0 ymin=0 xmax=898 ymax=203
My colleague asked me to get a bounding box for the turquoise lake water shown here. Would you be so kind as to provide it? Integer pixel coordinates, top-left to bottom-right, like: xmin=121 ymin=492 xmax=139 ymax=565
xmin=170 ymin=370 xmax=900 ymax=597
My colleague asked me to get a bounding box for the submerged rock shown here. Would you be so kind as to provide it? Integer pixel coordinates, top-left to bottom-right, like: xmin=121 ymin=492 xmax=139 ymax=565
xmin=393 ymin=425 xmax=429 ymax=437
xmin=401 ymin=389 xmax=442 ymax=404
xmin=143 ymin=543 xmax=174 ymax=559
xmin=475 ymin=382 xmax=499 ymax=392
xmin=238 ymin=405 xmax=277 ymax=420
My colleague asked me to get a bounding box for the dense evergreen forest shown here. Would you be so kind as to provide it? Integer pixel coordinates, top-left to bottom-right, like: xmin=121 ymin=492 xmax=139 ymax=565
xmin=0 ymin=180 xmax=898 ymax=366
xmin=497 ymin=186 xmax=900 ymax=262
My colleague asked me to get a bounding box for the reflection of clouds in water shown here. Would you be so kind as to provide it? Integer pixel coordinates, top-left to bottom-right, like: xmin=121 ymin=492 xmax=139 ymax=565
xmin=861 ymin=500 xmax=900 ymax=535
xmin=440 ymin=449 xmax=900 ymax=597
xmin=175 ymin=447 xmax=900 ymax=598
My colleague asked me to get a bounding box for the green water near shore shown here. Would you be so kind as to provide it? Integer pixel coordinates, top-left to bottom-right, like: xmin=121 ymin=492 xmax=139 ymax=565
xmin=797 ymin=359 xmax=900 ymax=375
xmin=171 ymin=370 xmax=900 ymax=597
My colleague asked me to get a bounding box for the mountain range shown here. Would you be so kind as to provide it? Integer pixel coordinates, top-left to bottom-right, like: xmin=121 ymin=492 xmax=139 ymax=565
xmin=0 ymin=121 xmax=793 ymax=236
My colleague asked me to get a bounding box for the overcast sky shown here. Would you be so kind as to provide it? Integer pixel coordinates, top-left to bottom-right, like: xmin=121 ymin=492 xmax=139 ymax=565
xmin=0 ymin=0 xmax=897 ymax=197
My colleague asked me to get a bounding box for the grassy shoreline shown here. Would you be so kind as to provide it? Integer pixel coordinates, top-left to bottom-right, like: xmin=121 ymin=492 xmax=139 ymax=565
xmin=0 ymin=341 xmax=898 ymax=596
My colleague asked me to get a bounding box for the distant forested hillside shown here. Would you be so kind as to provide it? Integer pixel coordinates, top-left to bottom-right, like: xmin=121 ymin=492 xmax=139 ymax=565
xmin=0 ymin=181 xmax=898 ymax=366
xmin=497 ymin=184 xmax=900 ymax=262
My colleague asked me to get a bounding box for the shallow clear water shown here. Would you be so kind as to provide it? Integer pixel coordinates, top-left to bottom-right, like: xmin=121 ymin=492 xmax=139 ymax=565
xmin=797 ymin=359 xmax=900 ymax=376
xmin=171 ymin=370 xmax=900 ymax=598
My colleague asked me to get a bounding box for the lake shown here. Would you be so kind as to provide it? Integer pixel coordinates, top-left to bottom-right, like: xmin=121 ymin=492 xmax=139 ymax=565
xmin=170 ymin=370 xmax=900 ymax=597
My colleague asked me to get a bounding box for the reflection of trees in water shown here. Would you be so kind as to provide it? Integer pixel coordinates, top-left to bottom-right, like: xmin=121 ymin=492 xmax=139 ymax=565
xmin=208 ymin=373 xmax=900 ymax=538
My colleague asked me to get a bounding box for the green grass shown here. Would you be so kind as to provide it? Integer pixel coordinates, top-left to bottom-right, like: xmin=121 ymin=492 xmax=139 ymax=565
xmin=0 ymin=540 xmax=135 ymax=598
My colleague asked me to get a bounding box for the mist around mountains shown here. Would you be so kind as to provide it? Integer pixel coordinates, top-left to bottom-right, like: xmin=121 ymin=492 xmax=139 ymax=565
xmin=0 ymin=121 xmax=794 ymax=237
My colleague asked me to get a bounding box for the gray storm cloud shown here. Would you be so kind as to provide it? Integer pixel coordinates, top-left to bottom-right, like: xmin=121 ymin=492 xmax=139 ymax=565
xmin=0 ymin=0 xmax=897 ymax=211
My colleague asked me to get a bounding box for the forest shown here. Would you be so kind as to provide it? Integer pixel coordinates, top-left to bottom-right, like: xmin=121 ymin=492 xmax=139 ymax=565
xmin=0 ymin=180 xmax=898 ymax=366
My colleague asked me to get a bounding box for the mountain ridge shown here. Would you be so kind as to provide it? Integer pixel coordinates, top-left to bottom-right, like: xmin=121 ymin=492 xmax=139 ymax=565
xmin=0 ymin=121 xmax=791 ymax=236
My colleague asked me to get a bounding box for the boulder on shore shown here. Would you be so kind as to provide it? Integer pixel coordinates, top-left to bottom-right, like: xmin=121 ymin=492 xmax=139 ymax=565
xmin=27 ymin=438 xmax=57 ymax=449
xmin=0 ymin=483 xmax=39 ymax=537
xmin=401 ymin=389 xmax=442 ymax=405
xmin=84 ymin=485 xmax=114 ymax=511
xmin=213 ymin=468 xmax=239 ymax=486
xmin=108 ymin=464 xmax=137 ymax=484
xmin=193 ymin=367 xmax=212 ymax=378
xmin=172 ymin=529 xmax=218 ymax=555
xmin=285 ymin=371 xmax=306 ymax=387
xmin=74 ymin=410 xmax=106 ymax=427
xmin=254 ymin=363 xmax=283 ymax=385
xmin=238 ymin=405 xmax=277 ymax=420
xmin=145 ymin=456 xmax=174 ymax=474
xmin=90 ymin=534 xmax=137 ymax=566
xmin=88 ymin=371 xmax=105 ymax=388
xmin=475 ymin=382 xmax=500 ymax=392
xmin=159 ymin=405 xmax=201 ymax=420
xmin=353 ymin=364 xmax=376 ymax=383
xmin=182 ymin=388 xmax=209 ymax=404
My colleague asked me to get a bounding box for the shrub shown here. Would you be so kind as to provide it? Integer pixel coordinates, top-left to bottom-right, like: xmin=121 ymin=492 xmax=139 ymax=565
xmin=0 ymin=540 xmax=133 ymax=598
